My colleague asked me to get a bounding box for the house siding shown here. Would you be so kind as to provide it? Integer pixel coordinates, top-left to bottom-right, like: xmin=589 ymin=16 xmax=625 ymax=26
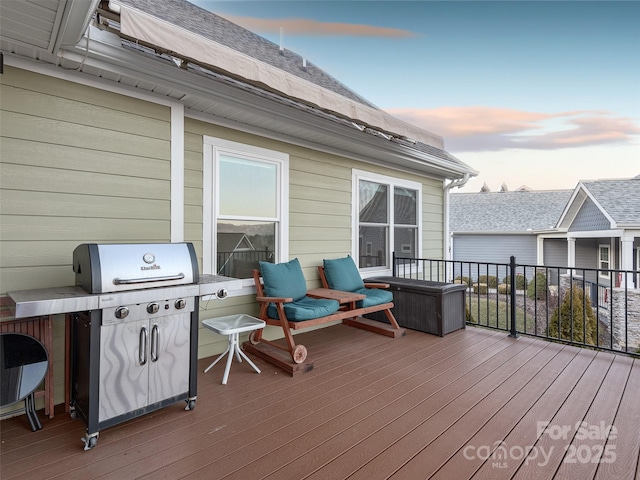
xmin=569 ymin=197 xmax=611 ymax=231
xmin=452 ymin=234 xmax=537 ymax=265
xmin=543 ymin=238 xmax=568 ymax=268
xmin=0 ymin=67 xmax=173 ymax=405
xmin=184 ymin=118 xmax=445 ymax=357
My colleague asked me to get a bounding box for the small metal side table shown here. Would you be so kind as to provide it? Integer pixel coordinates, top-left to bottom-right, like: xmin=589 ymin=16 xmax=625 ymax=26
xmin=202 ymin=314 xmax=265 ymax=385
xmin=0 ymin=333 xmax=49 ymax=431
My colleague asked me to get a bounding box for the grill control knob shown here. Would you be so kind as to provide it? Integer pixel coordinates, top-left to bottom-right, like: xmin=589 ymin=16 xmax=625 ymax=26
xmin=147 ymin=302 xmax=160 ymax=314
xmin=217 ymin=288 xmax=228 ymax=299
xmin=114 ymin=306 xmax=129 ymax=319
xmin=174 ymin=298 xmax=186 ymax=310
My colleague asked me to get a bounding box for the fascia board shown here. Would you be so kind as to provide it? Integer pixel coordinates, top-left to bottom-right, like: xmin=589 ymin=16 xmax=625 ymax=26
xmin=555 ymin=183 xmax=585 ymax=229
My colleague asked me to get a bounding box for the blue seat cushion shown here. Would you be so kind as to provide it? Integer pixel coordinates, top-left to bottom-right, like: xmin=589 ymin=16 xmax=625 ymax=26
xmin=322 ymin=256 xmax=365 ymax=292
xmin=354 ymin=287 xmax=393 ymax=308
xmin=259 ymin=258 xmax=307 ymax=302
xmin=267 ymin=296 xmax=340 ymax=321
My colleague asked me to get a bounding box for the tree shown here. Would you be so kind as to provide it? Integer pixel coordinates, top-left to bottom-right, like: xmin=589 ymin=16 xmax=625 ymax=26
xmin=548 ymin=287 xmax=597 ymax=345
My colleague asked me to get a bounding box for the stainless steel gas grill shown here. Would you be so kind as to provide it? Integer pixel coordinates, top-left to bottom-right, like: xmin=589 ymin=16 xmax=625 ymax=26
xmin=69 ymin=243 xmax=200 ymax=450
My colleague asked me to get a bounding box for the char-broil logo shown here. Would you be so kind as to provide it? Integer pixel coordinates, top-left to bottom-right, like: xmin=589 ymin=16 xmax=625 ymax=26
xmin=141 ymin=264 xmax=161 ymax=271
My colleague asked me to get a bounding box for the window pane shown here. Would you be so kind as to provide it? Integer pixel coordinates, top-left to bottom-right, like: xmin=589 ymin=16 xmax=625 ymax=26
xmin=394 ymin=187 xmax=417 ymax=225
xmin=359 ymin=226 xmax=387 ymax=268
xmin=359 ymin=180 xmax=388 ymax=223
xmin=219 ymin=155 xmax=277 ymax=217
xmin=217 ymin=221 xmax=276 ymax=278
xmin=395 ymin=227 xmax=417 ymax=258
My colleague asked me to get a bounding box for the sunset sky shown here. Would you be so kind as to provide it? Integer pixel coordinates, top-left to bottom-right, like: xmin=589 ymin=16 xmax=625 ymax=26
xmin=193 ymin=0 xmax=640 ymax=192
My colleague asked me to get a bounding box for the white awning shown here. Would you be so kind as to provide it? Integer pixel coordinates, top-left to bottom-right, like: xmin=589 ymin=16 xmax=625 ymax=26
xmin=118 ymin=5 xmax=444 ymax=149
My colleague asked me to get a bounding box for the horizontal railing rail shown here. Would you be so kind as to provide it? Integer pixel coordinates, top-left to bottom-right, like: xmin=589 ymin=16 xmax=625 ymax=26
xmin=392 ymin=253 xmax=640 ymax=357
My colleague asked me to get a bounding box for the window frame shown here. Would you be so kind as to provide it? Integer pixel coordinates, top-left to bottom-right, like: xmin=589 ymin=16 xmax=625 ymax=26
xmin=202 ymin=136 xmax=289 ymax=285
xmin=352 ymin=169 xmax=422 ymax=275
xmin=598 ymin=244 xmax=610 ymax=278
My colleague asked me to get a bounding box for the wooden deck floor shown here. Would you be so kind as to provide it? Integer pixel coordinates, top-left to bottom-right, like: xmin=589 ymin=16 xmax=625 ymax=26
xmin=2 ymin=325 xmax=639 ymax=480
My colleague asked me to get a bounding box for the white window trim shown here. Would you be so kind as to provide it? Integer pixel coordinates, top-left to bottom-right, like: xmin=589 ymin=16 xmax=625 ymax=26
xmin=598 ymin=244 xmax=610 ymax=278
xmin=352 ymin=169 xmax=422 ymax=276
xmin=203 ymin=136 xmax=289 ymax=287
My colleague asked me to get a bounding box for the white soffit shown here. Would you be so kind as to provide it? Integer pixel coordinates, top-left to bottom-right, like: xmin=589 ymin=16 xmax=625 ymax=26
xmin=118 ymin=5 xmax=444 ymax=149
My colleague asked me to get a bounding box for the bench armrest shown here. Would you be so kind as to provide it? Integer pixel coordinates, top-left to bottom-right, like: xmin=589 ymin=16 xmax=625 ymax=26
xmin=364 ymin=282 xmax=389 ymax=289
xmin=256 ymin=296 xmax=294 ymax=303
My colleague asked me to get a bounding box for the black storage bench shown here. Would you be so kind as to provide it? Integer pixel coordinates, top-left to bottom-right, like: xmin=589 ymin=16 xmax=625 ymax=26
xmin=365 ymin=277 xmax=467 ymax=336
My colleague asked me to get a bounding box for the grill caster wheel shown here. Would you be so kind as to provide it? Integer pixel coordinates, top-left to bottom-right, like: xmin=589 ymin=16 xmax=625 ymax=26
xmin=82 ymin=433 xmax=99 ymax=451
xmin=69 ymin=407 xmax=77 ymax=420
xmin=185 ymin=399 xmax=196 ymax=411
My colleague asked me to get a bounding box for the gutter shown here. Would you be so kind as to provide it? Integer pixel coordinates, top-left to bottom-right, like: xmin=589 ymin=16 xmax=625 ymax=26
xmin=443 ymin=174 xmax=470 ymax=262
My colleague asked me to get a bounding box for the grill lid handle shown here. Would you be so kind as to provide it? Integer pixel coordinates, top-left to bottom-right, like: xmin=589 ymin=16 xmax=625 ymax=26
xmin=113 ymin=273 xmax=185 ymax=285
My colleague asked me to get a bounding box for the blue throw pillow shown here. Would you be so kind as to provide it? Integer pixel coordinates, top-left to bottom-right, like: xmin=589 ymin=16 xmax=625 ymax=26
xmin=259 ymin=258 xmax=307 ymax=302
xmin=323 ymin=256 xmax=365 ymax=292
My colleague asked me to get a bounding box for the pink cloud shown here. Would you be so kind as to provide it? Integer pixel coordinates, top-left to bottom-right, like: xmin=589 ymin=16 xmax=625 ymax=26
xmin=220 ymin=15 xmax=418 ymax=38
xmin=386 ymin=107 xmax=640 ymax=152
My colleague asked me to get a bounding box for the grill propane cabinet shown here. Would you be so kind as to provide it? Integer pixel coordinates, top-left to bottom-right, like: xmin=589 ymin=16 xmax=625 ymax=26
xmin=70 ymin=243 xmax=200 ymax=450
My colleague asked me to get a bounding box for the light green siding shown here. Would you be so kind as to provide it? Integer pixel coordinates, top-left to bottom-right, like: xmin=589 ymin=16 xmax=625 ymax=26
xmin=0 ymin=67 xmax=172 ymax=406
xmin=0 ymin=66 xmax=172 ymax=292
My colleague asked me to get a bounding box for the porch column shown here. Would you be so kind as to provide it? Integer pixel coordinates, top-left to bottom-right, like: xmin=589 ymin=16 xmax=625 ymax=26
xmin=567 ymin=237 xmax=576 ymax=275
xmin=620 ymin=234 xmax=634 ymax=287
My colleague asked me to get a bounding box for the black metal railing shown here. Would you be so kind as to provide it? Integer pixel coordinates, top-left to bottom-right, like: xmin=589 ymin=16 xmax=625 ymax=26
xmin=392 ymin=253 xmax=640 ymax=357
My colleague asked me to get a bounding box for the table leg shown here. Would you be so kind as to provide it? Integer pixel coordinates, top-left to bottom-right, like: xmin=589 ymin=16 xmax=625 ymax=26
xmin=24 ymin=393 xmax=42 ymax=431
xmin=204 ymin=341 xmax=231 ymax=373
xmin=237 ymin=345 xmax=261 ymax=374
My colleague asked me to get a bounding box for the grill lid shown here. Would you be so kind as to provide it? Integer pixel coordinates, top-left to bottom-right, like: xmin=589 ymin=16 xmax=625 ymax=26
xmin=73 ymin=243 xmax=199 ymax=294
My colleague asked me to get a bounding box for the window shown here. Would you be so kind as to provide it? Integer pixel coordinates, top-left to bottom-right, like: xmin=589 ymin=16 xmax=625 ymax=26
xmin=353 ymin=170 xmax=421 ymax=272
xmin=203 ymin=137 xmax=288 ymax=280
xmin=598 ymin=244 xmax=610 ymax=278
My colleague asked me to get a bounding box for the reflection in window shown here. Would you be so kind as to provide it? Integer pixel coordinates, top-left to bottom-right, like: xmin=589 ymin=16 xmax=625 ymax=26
xmin=216 ymin=221 xmax=275 ymax=278
xmin=355 ymin=172 xmax=421 ymax=271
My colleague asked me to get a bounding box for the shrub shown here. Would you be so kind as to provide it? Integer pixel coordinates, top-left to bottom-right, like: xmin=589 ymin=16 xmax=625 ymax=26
xmin=503 ymin=274 xmax=527 ymax=290
xmin=548 ymin=286 xmax=597 ymax=345
xmin=478 ymin=275 xmax=498 ymax=288
xmin=466 ymin=305 xmax=475 ymax=324
xmin=455 ymin=276 xmax=471 ymax=286
xmin=473 ymin=283 xmax=488 ymax=294
xmin=527 ymin=272 xmax=547 ymax=300
xmin=497 ymin=283 xmax=510 ymax=295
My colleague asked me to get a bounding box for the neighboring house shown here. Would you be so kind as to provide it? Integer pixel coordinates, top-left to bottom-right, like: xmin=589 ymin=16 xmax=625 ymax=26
xmin=450 ymin=177 xmax=640 ymax=289
xmin=0 ymin=0 xmax=476 ymax=402
xmin=449 ymin=189 xmax=573 ymax=268
xmin=554 ymin=176 xmax=640 ymax=288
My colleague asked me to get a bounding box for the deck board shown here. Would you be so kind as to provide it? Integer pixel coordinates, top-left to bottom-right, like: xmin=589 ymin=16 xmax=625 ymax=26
xmin=1 ymin=325 xmax=639 ymax=480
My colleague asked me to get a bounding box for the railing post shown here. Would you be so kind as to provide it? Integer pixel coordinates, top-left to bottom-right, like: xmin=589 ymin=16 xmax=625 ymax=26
xmin=509 ymin=256 xmax=519 ymax=338
xmin=392 ymin=251 xmax=396 ymax=276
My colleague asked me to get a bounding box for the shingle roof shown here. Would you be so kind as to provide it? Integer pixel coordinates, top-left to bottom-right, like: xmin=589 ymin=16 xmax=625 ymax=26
xmin=582 ymin=177 xmax=640 ymax=225
xmin=450 ymin=190 xmax=573 ymax=233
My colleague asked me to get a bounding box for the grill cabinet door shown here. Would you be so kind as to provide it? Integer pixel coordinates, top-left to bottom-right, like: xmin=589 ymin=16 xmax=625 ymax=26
xmin=148 ymin=314 xmax=190 ymax=405
xmin=99 ymin=318 xmax=148 ymax=422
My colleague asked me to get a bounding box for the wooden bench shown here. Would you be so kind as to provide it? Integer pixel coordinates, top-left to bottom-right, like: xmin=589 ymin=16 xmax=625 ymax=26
xmin=242 ymin=258 xmax=405 ymax=375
